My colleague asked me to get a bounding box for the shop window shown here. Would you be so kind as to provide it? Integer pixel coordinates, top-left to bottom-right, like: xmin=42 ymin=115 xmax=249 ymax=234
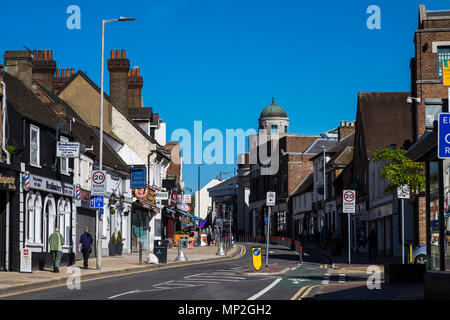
xmin=425 ymin=104 xmax=442 ymax=130
xmin=437 ymin=46 xmax=450 ymax=79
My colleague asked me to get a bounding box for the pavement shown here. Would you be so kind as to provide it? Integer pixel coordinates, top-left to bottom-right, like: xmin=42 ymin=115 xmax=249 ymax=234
xmin=0 ymin=244 xmax=242 ymax=295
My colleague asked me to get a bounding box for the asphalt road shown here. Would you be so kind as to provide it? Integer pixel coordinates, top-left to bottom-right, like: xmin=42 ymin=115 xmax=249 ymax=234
xmin=2 ymin=243 xmax=330 ymax=300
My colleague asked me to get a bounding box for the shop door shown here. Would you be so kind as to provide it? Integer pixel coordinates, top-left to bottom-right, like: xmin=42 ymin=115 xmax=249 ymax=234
xmin=0 ymin=192 xmax=6 ymax=271
xmin=75 ymin=208 xmax=97 ymax=260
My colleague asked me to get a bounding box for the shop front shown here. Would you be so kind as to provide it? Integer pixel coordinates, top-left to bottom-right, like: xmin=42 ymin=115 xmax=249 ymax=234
xmin=0 ymin=165 xmax=18 ymax=271
xmin=24 ymin=173 xmax=74 ymax=270
xmin=74 ymin=189 xmax=97 ymax=261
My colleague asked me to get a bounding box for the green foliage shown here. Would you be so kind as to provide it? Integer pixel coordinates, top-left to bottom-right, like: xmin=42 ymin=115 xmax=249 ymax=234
xmin=117 ymin=231 xmax=123 ymax=243
xmin=373 ymin=148 xmax=425 ymax=194
xmin=110 ymin=207 xmax=116 ymax=214
xmin=109 ymin=232 xmax=116 ymax=244
xmin=6 ymin=145 xmax=15 ymax=154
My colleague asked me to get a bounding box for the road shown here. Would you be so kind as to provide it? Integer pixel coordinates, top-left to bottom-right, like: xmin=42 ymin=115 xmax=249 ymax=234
xmin=1 ymin=243 xmax=422 ymax=300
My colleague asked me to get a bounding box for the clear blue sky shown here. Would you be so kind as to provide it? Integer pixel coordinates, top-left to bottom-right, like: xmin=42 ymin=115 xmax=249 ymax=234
xmin=1 ymin=0 xmax=448 ymax=192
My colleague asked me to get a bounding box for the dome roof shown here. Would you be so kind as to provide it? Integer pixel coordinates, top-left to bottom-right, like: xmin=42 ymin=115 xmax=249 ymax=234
xmin=260 ymin=97 xmax=287 ymax=118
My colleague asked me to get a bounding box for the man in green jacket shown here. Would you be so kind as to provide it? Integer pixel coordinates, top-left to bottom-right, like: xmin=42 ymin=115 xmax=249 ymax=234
xmin=49 ymin=228 xmax=64 ymax=273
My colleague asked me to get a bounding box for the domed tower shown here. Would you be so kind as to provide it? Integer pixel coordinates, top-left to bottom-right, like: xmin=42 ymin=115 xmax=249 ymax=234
xmin=258 ymin=97 xmax=289 ymax=134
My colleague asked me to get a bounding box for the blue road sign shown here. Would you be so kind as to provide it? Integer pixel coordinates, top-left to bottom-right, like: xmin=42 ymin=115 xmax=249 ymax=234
xmin=99 ymin=208 xmax=104 ymax=215
xmin=90 ymin=196 xmax=104 ymax=208
xmin=438 ymin=113 xmax=450 ymax=159
xmin=131 ymin=167 xmax=146 ymax=189
xmin=253 ymin=248 xmax=261 ymax=256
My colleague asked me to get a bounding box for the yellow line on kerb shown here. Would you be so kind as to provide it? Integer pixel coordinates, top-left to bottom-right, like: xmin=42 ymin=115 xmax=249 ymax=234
xmin=290 ymin=285 xmax=309 ymax=300
xmin=0 ymin=244 xmax=246 ymax=299
xmin=298 ymin=285 xmax=320 ymax=300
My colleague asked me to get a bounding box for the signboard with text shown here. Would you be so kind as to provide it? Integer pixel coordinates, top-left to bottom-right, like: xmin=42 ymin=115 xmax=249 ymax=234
xmin=443 ymin=60 xmax=450 ymax=86
xmin=439 ymin=113 xmax=450 ymax=159
xmin=91 ymin=170 xmax=107 ymax=196
xmin=343 ymin=190 xmax=356 ymax=214
xmin=266 ymin=192 xmax=276 ymax=206
xmin=131 ymin=167 xmax=146 ymax=189
xmin=56 ymin=142 xmax=80 ymax=158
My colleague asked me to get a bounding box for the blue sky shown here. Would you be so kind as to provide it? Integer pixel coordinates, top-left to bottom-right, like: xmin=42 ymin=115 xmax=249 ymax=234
xmin=1 ymin=0 xmax=448 ymax=192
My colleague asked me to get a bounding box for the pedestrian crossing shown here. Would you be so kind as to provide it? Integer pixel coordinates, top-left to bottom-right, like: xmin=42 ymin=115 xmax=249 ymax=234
xmin=322 ymin=273 xmax=346 ymax=285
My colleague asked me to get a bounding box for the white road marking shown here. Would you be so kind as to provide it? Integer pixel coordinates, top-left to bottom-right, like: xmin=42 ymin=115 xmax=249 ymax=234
xmin=107 ymin=290 xmax=139 ymax=299
xmin=152 ymin=280 xmax=175 ymax=287
xmin=322 ymin=274 xmax=331 ymax=285
xmin=247 ymin=278 xmax=282 ymax=301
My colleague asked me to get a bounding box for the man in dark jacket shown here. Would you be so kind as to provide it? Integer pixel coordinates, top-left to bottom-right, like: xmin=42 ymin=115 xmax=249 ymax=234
xmin=79 ymin=227 xmax=93 ymax=269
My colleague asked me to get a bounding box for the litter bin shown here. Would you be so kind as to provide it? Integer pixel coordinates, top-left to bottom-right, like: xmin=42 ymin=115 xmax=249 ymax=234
xmin=154 ymin=240 xmax=168 ymax=263
xmin=179 ymin=237 xmax=189 ymax=249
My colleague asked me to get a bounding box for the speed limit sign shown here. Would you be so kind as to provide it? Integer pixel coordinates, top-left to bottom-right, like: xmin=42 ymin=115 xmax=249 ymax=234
xmin=343 ymin=190 xmax=356 ymax=214
xmin=91 ymin=170 xmax=107 ymax=196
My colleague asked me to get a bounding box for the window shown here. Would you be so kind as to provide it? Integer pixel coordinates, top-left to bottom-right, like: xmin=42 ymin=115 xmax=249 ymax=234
xmin=277 ymin=212 xmax=286 ymax=232
xmin=284 ymin=126 xmax=288 ymax=133
xmin=425 ymin=104 xmax=442 ymax=130
xmin=437 ymin=46 xmax=450 ymax=79
xmin=271 ymin=125 xmax=278 ymax=133
xmin=60 ymin=136 xmax=69 ymax=175
xmin=30 ymin=125 xmax=40 ymax=166
xmin=26 ymin=192 xmax=42 ymax=244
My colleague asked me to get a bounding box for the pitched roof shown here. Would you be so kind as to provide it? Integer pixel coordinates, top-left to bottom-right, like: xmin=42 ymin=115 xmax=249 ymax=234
xmin=56 ymin=70 xmax=111 ymax=102
xmin=290 ymin=173 xmax=313 ymax=197
xmin=2 ymin=71 xmax=64 ymax=131
xmin=328 ymin=146 xmax=354 ymax=167
xmin=128 ymin=107 xmax=153 ymax=120
xmin=357 ymin=92 xmax=412 ymax=158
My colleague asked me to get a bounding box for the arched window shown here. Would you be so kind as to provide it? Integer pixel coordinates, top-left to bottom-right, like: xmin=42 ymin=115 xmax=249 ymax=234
xmin=25 ymin=192 xmax=35 ymax=243
xmin=64 ymin=200 xmax=71 ymax=246
xmin=34 ymin=193 xmax=42 ymax=244
xmin=44 ymin=195 xmax=56 ymax=251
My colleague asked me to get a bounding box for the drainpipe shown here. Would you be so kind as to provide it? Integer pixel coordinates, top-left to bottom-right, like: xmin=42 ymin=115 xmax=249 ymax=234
xmin=1 ymin=81 xmax=11 ymax=165
xmin=5 ymin=191 xmax=10 ymax=270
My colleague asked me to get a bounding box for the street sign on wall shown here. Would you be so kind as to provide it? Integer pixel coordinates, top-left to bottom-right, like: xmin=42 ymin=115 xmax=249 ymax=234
xmin=56 ymin=142 xmax=80 ymax=158
xmin=443 ymin=60 xmax=450 ymax=86
xmin=90 ymin=196 xmax=104 ymax=208
xmin=131 ymin=167 xmax=146 ymax=189
xmin=183 ymin=194 xmax=191 ymax=204
xmin=91 ymin=170 xmax=107 ymax=196
xmin=343 ymin=190 xmax=356 ymax=214
xmin=266 ymin=192 xmax=276 ymax=206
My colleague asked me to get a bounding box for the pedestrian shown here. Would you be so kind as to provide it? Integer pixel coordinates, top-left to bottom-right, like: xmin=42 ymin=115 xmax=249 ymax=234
xmin=79 ymin=227 xmax=93 ymax=269
xmin=207 ymin=226 xmax=212 ymax=246
xmin=356 ymin=228 xmax=366 ymax=253
xmin=368 ymin=229 xmax=377 ymax=263
xmin=49 ymin=228 xmax=64 ymax=273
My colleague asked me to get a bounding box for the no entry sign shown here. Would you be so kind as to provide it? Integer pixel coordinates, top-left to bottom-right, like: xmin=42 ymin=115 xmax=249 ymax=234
xmin=343 ymin=190 xmax=356 ymax=214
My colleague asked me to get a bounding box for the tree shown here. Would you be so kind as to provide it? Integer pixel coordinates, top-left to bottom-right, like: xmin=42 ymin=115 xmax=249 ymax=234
xmin=372 ymin=148 xmax=425 ymax=195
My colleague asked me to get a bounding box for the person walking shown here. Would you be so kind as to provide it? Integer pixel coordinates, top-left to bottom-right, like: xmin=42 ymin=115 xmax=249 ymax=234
xmin=206 ymin=226 xmax=212 ymax=246
xmin=368 ymin=229 xmax=377 ymax=263
xmin=49 ymin=228 xmax=64 ymax=273
xmin=79 ymin=227 xmax=93 ymax=269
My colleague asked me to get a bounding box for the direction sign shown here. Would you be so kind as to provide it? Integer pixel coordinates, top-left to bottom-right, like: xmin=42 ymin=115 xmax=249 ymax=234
xmin=343 ymin=190 xmax=356 ymax=214
xmin=252 ymin=247 xmax=262 ymax=271
xmin=91 ymin=170 xmax=106 ymax=196
xmin=266 ymin=192 xmax=276 ymax=206
xmin=397 ymin=185 xmax=410 ymax=199
xmin=155 ymin=191 xmax=169 ymax=200
xmin=90 ymin=196 xmax=104 ymax=208
xmin=438 ymin=113 xmax=450 ymax=159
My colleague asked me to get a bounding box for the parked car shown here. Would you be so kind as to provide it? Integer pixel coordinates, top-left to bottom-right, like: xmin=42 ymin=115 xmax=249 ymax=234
xmin=408 ymin=244 xmax=427 ymax=264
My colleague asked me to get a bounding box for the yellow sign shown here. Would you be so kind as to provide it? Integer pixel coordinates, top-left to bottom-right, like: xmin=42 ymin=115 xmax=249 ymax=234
xmin=444 ymin=60 xmax=450 ymax=86
xmin=252 ymin=247 xmax=262 ymax=271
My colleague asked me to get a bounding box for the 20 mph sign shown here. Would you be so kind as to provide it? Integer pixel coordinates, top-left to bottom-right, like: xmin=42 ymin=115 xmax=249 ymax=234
xmin=343 ymin=190 xmax=356 ymax=214
xmin=91 ymin=170 xmax=107 ymax=196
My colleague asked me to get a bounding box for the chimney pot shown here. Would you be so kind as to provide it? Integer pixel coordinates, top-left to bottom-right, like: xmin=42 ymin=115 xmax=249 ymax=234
xmin=32 ymin=50 xmax=37 ymax=59
xmin=38 ymin=50 xmax=43 ymax=60
xmin=49 ymin=50 xmax=53 ymax=60
xmin=71 ymin=68 xmax=74 ymax=76
xmin=44 ymin=50 xmax=48 ymax=60
xmin=340 ymin=120 xmax=344 ymax=126
xmin=55 ymin=68 xmax=60 ymax=78
xmin=66 ymin=69 xmax=70 ymax=78
xmin=121 ymin=49 xmax=126 ymax=59
xmin=345 ymin=120 xmax=349 ymax=126
xmin=111 ymin=50 xmax=115 ymax=59
xmin=136 ymin=68 xmax=140 ymax=77
xmin=116 ymin=50 xmax=120 ymax=59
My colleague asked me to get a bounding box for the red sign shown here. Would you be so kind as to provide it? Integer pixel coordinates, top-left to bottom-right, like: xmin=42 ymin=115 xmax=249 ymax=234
xmin=133 ymin=186 xmax=149 ymax=199
xmin=170 ymin=190 xmax=178 ymax=206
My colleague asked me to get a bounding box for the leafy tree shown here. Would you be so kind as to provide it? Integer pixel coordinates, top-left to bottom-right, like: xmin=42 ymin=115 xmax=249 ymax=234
xmin=372 ymin=148 xmax=425 ymax=194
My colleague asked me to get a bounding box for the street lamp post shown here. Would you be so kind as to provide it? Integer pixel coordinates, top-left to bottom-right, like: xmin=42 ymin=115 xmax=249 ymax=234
xmin=97 ymin=16 xmax=135 ymax=270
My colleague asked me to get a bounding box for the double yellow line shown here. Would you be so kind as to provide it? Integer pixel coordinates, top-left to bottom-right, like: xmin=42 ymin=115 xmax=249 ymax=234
xmin=290 ymin=284 xmax=320 ymax=300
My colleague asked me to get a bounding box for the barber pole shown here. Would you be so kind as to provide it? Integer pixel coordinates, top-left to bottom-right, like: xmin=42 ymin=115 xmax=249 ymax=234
xmin=75 ymin=184 xmax=81 ymax=200
xmin=23 ymin=171 xmax=30 ymax=191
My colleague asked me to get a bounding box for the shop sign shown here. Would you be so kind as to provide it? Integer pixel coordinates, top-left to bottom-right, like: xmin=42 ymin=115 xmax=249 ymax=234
xmin=0 ymin=172 xmax=16 ymax=190
xmin=130 ymin=167 xmax=146 ymax=189
xmin=56 ymin=142 xmax=80 ymax=158
xmin=183 ymin=194 xmax=191 ymax=204
xmin=170 ymin=190 xmax=178 ymax=206
xmin=28 ymin=174 xmax=73 ymax=197
xmin=20 ymin=248 xmax=32 ymax=273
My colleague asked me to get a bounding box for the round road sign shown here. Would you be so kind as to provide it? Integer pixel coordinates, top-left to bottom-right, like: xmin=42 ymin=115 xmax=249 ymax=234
xmin=344 ymin=190 xmax=355 ymax=203
xmin=92 ymin=171 xmax=106 ymax=185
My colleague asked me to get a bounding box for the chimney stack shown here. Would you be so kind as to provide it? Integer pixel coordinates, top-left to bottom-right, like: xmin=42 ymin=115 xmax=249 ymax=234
xmin=338 ymin=120 xmax=355 ymax=141
xmin=3 ymin=50 xmax=34 ymax=88
xmin=107 ymin=49 xmax=130 ymax=116
xmin=53 ymin=67 xmax=75 ymax=93
xmin=128 ymin=66 xmax=143 ymax=109
xmin=32 ymin=50 xmax=57 ymax=91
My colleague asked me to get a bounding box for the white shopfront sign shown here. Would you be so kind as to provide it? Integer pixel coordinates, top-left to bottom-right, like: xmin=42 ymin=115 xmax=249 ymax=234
xmin=29 ymin=174 xmax=73 ymax=197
